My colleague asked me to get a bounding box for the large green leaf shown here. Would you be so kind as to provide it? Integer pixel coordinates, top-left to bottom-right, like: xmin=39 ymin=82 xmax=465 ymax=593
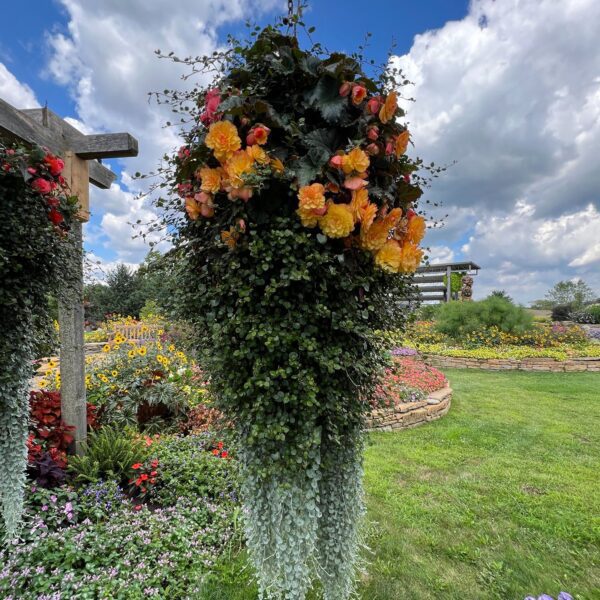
xmin=304 ymin=76 xmax=348 ymax=123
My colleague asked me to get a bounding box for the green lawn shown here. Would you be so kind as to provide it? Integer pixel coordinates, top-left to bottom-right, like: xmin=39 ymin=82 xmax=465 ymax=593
xmin=201 ymin=370 xmax=600 ymax=600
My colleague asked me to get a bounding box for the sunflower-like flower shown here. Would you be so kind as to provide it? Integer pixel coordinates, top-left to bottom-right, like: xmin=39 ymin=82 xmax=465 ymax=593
xmin=406 ymin=215 xmax=426 ymax=244
xmin=197 ymin=167 xmax=222 ymax=194
xmin=342 ymin=147 xmax=370 ymax=175
xmin=225 ymin=150 xmax=255 ymax=189
xmin=374 ymin=239 xmax=403 ymax=272
xmin=319 ymin=203 xmax=355 ymax=238
xmin=398 ymin=242 xmax=424 ymax=273
xmin=205 ymin=120 xmax=241 ymax=163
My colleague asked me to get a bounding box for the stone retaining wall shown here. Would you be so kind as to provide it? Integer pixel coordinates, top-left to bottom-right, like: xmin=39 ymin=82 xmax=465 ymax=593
xmin=366 ymin=385 xmax=452 ymax=432
xmin=421 ymin=354 xmax=600 ymax=372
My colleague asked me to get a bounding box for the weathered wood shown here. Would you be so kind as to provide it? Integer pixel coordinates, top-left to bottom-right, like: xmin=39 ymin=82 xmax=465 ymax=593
xmin=62 ymin=152 xmax=90 ymax=221
xmin=58 ymin=219 xmax=87 ymax=455
xmin=71 ymin=133 xmax=138 ymax=159
xmin=412 ymin=274 xmax=445 ymax=284
xmin=0 ymin=100 xmax=116 ymax=189
xmin=415 ymin=285 xmax=447 ymax=293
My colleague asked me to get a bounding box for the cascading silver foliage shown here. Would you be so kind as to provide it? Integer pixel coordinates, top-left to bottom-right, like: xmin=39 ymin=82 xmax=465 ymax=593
xmin=0 ymin=347 xmax=32 ymax=539
xmin=241 ymin=433 xmax=365 ymax=600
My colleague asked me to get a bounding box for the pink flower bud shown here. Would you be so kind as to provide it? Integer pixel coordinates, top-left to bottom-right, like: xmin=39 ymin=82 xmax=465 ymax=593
xmin=366 ymin=143 xmax=380 ymax=156
xmin=200 ymin=204 xmax=215 ymax=217
xmin=339 ymin=82 xmax=352 ymax=97
xmin=367 ymin=126 xmax=379 ymax=141
xmin=329 ymin=155 xmax=344 ymax=169
xmin=403 ymin=174 xmax=411 ymax=183
xmin=351 ymin=85 xmax=367 ymax=105
xmin=246 ymin=132 xmax=256 ymax=146
xmin=385 ymin=140 xmax=394 ymax=155
xmin=367 ymin=97 xmax=381 ymax=114
xmin=312 ymin=206 xmax=328 ymax=217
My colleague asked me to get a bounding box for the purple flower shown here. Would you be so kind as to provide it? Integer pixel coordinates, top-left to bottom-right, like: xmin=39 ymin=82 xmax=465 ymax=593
xmin=538 ymin=596 xmax=555 ymax=600
xmin=391 ymin=346 xmax=418 ymax=356
xmin=41 ymin=505 xmax=49 ymax=512
xmin=50 ymin=495 xmax=57 ymax=503
xmin=557 ymin=594 xmax=573 ymax=600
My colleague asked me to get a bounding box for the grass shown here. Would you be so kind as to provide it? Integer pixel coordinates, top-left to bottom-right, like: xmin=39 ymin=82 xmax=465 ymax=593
xmin=201 ymin=370 xmax=600 ymax=599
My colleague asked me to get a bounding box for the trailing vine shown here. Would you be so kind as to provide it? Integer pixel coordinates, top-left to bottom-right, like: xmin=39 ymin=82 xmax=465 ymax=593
xmin=0 ymin=143 xmax=76 ymax=539
xmin=152 ymin=21 xmax=434 ymax=599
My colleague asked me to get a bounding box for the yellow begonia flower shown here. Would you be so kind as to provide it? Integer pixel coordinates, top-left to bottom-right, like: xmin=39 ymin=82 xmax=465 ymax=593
xmin=406 ymin=215 xmax=426 ymax=245
xmin=246 ymin=144 xmax=270 ymax=165
xmin=374 ymin=239 xmax=403 ymax=272
xmin=319 ymin=203 xmax=355 ymax=238
xmin=341 ymin=148 xmax=370 ymax=175
xmin=395 ymin=130 xmax=410 ymax=157
xmin=205 ymin=120 xmax=242 ymax=163
xmin=379 ymin=91 xmax=398 ymax=124
xmin=398 ymin=242 xmax=423 ymax=273
xmin=198 ymin=166 xmax=222 ymax=193
xmin=225 ymin=150 xmax=255 ymax=188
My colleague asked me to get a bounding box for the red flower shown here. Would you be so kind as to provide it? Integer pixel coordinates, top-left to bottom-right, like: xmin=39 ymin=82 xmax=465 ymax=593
xmin=150 ymin=459 xmax=159 ymax=468
xmin=149 ymin=478 xmax=156 ymax=484
xmin=220 ymin=451 xmax=229 ymax=459
xmin=132 ymin=463 xmax=143 ymax=470
xmin=44 ymin=154 xmax=65 ymax=176
xmin=48 ymin=209 xmax=64 ymax=225
xmin=200 ymin=88 xmax=222 ymax=125
xmin=217 ymin=441 xmax=224 ymax=450
xmin=150 ymin=470 xmax=157 ymax=477
xmin=212 ymin=449 xmax=219 ymax=456
xmin=31 ymin=177 xmax=52 ymax=194
xmin=135 ymin=477 xmax=143 ymax=486
xmin=140 ymin=474 xmax=149 ymax=481
xmin=134 ymin=505 xmax=142 ymax=511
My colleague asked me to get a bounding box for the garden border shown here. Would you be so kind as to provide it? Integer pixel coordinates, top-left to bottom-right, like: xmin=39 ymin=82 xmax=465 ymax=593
xmin=420 ymin=354 xmax=600 ymax=372
xmin=366 ymin=385 xmax=452 ymax=432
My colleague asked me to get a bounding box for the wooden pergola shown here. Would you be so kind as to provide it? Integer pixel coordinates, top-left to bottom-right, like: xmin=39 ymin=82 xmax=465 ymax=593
xmin=0 ymin=97 xmax=138 ymax=453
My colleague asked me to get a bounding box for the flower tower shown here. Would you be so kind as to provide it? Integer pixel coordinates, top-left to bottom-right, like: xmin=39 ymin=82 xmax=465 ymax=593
xmin=161 ymin=25 xmax=428 ymax=600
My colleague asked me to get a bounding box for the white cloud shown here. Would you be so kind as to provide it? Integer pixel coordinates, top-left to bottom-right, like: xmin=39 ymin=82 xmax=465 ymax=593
xmin=0 ymin=62 xmax=39 ymax=108
xmin=45 ymin=0 xmax=280 ymax=264
xmin=391 ymin=0 xmax=600 ymax=303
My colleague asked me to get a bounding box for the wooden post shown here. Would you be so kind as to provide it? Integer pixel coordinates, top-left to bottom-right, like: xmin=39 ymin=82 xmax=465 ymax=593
xmin=446 ymin=265 xmax=452 ymax=303
xmin=59 ymin=153 xmax=89 ymax=454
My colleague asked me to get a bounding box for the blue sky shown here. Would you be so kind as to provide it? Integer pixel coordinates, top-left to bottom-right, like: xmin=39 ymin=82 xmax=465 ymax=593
xmin=1 ymin=1 xmax=599 ymax=303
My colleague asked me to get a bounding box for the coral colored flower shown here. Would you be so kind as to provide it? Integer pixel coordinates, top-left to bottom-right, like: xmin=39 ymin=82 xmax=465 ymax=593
xmin=298 ymin=183 xmax=326 ymax=211
xmin=379 ymin=91 xmax=398 ymax=124
xmin=351 ymin=84 xmax=367 ymax=105
xmin=197 ymin=167 xmax=222 ymax=193
xmin=250 ymin=125 xmax=270 ymax=145
xmin=375 ymin=239 xmax=403 ymax=272
xmin=185 ymin=197 xmax=202 ymax=221
xmin=31 ymin=177 xmax=52 ymax=194
xmin=212 ymin=449 xmax=220 ymax=456
xmin=200 ymin=88 xmax=221 ymax=125
xmin=151 ymin=459 xmax=159 ymax=468
xmin=329 ymin=154 xmax=344 ymax=169
xmin=221 ymin=451 xmax=229 ymax=458
xmin=132 ymin=463 xmax=142 ymax=470
xmin=406 ymin=215 xmax=426 ymax=244
xmin=134 ymin=504 xmax=142 ymax=511
xmin=367 ymin=125 xmax=379 ymax=141
xmin=339 ymin=82 xmax=352 ymax=97
xmin=367 ymin=96 xmax=382 ymax=114
xmin=365 ymin=143 xmax=379 ymax=156
xmin=398 ymin=242 xmax=424 ymax=273
xmin=205 ymin=120 xmax=241 ymax=163
xmin=217 ymin=441 xmax=224 ymax=449
xmin=225 ymin=150 xmax=255 ymax=189
xmin=319 ymin=203 xmax=355 ymax=238
xmin=343 ymin=176 xmax=368 ymax=190
xmin=177 ymin=146 xmax=191 ymax=161
xmin=342 ymin=147 xmax=369 ymax=174
xmin=395 ymin=130 xmax=410 ymax=157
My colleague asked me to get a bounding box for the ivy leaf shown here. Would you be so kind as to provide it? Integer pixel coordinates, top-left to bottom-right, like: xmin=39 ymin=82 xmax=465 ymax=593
xmin=217 ymin=95 xmax=246 ymax=115
xmin=302 ymin=129 xmax=342 ymax=167
xmin=304 ymin=76 xmax=347 ymax=123
xmin=290 ymin=156 xmax=322 ymax=187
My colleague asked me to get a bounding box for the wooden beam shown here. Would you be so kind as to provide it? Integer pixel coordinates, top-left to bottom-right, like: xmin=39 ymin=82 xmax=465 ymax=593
xmin=72 ymin=133 xmax=138 ymax=159
xmin=19 ymin=107 xmax=117 ymax=189
xmin=412 ymin=274 xmax=445 ymax=284
xmin=63 ymin=151 xmax=90 ymax=221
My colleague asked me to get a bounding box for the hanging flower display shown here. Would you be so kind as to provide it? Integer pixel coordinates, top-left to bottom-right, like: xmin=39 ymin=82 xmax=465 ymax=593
xmin=154 ymin=21 xmax=434 ymax=600
xmin=0 ymin=143 xmax=76 ymax=538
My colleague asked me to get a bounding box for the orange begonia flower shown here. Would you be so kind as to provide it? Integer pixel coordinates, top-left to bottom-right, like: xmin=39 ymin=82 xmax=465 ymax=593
xmin=205 ymin=120 xmax=241 ymax=163
xmin=379 ymin=91 xmax=398 ymax=124
xmin=406 ymin=215 xmax=426 ymax=244
xmin=395 ymin=130 xmax=410 ymax=157
xmin=319 ymin=203 xmax=355 ymax=238
xmin=185 ymin=197 xmax=202 ymax=221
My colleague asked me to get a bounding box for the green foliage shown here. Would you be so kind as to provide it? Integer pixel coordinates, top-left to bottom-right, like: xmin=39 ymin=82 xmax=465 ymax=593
xmin=0 ymin=143 xmax=76 ymax=538
xmin=68 ymin=428 xmax=147 ymax=486
xmin=569 ymin=304 xmax=600 ymax=324
xmin=153 ymin=23 xmax=425 ymax=599
xmin=551 ymin=303 xmax=573 ymax=321
xmin=435 ymin=297 xmax=534 ymax=341
xmin=534 ymin=278 xmax=596 ymax=310
xmin=442 ymin=271 xmax=464 ymax=296
xmin=150 ymin=434 xmax=238 ymax=506
xmin=487 ymin=289 xmax=514 ymax=303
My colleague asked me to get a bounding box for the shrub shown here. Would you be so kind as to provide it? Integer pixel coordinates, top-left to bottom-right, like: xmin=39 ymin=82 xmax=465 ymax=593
xmin=68 ymin=427 xmax=147 ymax=486
xmin=551 ymin=303 xmax=573 ymax=321
xmin=149 ymin=434 xmax=238 ymax=507
xmin=79 ymin=479 xmax=127 ymax=522
xmin=435 ymin=297 xmax=534 ymax=340
xmin=178 ymin=403 xmax=229 ymax=435
xmin=568 ymin=309 xmax=595 ymax=324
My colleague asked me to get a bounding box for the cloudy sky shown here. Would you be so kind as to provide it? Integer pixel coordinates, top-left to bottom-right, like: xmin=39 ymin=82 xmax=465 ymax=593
xmin=1 ymin=0 xmax=599 ymax=303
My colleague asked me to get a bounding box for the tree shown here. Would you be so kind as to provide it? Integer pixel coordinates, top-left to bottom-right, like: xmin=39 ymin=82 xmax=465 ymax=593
xmin=488 ymin=289 xmax=513 ymax=304
xmin=532 ymin=279 xmax=596 ymax=310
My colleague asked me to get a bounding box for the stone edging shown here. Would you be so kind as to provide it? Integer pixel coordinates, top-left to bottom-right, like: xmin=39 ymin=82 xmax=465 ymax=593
xmin=421 ymin=354 xmax=600 ymax=372
xmin=366 ymin=385 xmax=452 ymax=432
